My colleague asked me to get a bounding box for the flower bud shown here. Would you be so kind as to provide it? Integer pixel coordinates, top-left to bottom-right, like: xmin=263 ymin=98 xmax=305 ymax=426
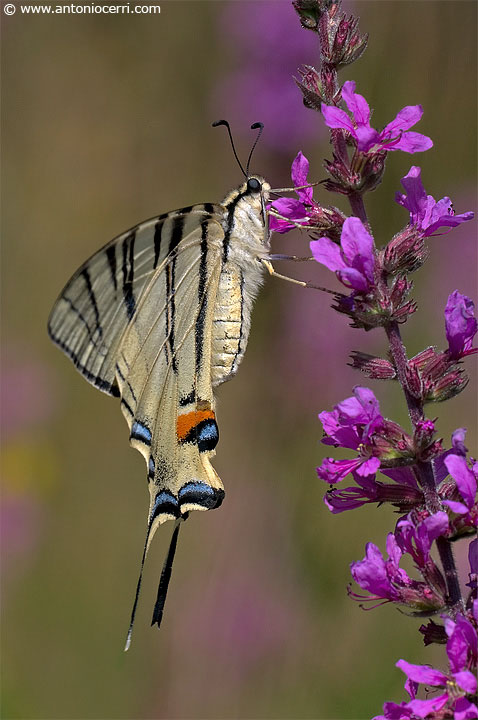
xmin=424 ymin=367 xmax=469 ymax=403
xmin=373 ymin=420 xmax=415 ymax=462
xmin=383 ymin=228 xmax=428 ymax=275
xmin=348 ymin=352 xmax=396 ymax=379
xmin=328 ymin=13 xmax=368 ymax=67
xmin=413 ymin=419 xmax=441 ymax=461
xmin=292 ymin=0 xmax=332 ymax=31
xmin=405 ymin=363 xmax=424 ymax=399
xmin=295 ymin=65 xmax=336 ymax=111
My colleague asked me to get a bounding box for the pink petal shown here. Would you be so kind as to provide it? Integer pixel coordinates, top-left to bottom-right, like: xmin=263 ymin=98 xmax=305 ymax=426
xmin=396 ymin=659 xmax=448 ymax=687
xmin=291 ymin=151 xmax=313 ymax=203
xmin=321 ymin=104 xmax=356 ymax=134
xmin=355 ymin=125 xmax=380 ymax=152
xmin=392 ymin=131 xmax=434 ymax=153
xmin=340 ymin=216 xmax=375 ymax=280
xmin=337 ymin=267 xmax=370 ymax=292
xmin=407 ymin=695 xmax=448 ymax=717
xmin=310 ymin=236 xmax=347 ymax=272
xmin=384 ymin=105 xmax=424 ymax=134
xmin=454 ymin=698 xmax=478 ymax=720
xmin=445 ymin=454 xmax=476 ymax=508
xmin=454 ymin=670 xmax=477 ymax=695
xmin=357 ymin=456 xmax=380 ymax=476
xmin=443 ymin=499 xmax=469 ymax=515
xmin=341 ymin=80 xmax=371 ymax=126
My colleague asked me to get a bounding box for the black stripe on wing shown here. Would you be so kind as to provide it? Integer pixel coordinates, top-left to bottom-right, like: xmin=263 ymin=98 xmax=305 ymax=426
xmin=166 ymin=211 xmax=189 ymax=375
xmin=122 ymin=231 xmax=137 ymax=321
xmin=48 ymin=329 xmax=120 ymax=396
xmin=195 ymin=214 xmax=209 ymax=375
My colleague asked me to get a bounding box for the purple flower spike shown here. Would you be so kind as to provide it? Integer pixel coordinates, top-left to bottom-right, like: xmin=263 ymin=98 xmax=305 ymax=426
xmin=322 ymin=80 xmax=433 ymax=154
xmin=445 ymin=291 xmax=478 ymax=359
xmin=395 ymin=166 xmax=474 ymax=236
xmin=310 ymin=216 xmax=375 ymax=292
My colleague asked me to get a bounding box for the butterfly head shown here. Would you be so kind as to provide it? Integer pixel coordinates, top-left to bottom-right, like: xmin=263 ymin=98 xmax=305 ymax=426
xmin=222 ymin=175 xmax=271 ymax=245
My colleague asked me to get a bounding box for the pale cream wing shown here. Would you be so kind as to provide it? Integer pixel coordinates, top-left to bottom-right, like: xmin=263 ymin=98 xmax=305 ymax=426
xmin=47 ymin=204 xmax=223 ymax=396
xmin=114 ymin=215 xmax=226 ymax=538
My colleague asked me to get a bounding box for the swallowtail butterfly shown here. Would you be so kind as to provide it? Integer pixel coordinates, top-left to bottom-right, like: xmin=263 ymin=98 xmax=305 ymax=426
xmin=48 ymin=122 xmax=303 ymax=649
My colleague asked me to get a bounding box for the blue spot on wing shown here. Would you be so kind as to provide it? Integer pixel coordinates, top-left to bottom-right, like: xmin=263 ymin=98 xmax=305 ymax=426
xmin=148 ymin=456 xmax=155 ymax=477
xmin=178 ymin=482 xmax=224 ymax=510
xmin=131 ymin=421 xmax=152 ymax=445
xmin=196 ymin=421 xmax=219 ymax=452
xmin=151 ymin=491 xmax=179 ymax=520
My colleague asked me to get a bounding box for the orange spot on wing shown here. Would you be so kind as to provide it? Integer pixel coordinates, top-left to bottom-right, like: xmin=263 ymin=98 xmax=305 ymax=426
xmin=176 ymin=410 xmax=216 ymax=441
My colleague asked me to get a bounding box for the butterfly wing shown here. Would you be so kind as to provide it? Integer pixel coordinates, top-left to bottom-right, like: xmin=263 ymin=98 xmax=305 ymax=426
xmin=49 ymin=203 xmax=227 ymax=521
xmin=47 ymin=204 xmax=223 ymax=397
xmin=116 ymin=219 xmax=226 ymax=536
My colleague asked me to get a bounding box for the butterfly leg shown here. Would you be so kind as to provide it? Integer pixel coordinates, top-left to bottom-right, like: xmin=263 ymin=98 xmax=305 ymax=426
xmin=267 ymin=211 xmax=311 ymax=231
xmin=261 ymin=259 xmax=336 ymax=294
xmin=268 ymin=254 xmax=315 ymax=262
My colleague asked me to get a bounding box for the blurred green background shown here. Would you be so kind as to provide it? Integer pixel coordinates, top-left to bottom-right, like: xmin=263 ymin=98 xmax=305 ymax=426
xmin=1 ymin=1 xmax=476 ymax=718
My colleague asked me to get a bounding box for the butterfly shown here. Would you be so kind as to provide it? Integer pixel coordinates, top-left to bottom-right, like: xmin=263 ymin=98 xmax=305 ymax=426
xmin=47 ymin=122 xmax=312 ymax=649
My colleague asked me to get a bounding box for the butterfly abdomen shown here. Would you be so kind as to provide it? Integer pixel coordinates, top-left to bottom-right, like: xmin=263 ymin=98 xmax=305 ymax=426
xmin=210 ymin=183 xmax=269 ymax=386
xmin=211 ymin=259 xmax=264 ymax=386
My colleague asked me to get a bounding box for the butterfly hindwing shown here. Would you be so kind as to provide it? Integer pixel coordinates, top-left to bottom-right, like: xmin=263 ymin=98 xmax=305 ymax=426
xmin=114 ymin=216 xmax=226 ymax=536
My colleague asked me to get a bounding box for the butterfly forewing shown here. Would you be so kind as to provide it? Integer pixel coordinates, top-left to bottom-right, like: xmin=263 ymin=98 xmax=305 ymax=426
xmin=47 ymin=205 xmax=222 ymax=397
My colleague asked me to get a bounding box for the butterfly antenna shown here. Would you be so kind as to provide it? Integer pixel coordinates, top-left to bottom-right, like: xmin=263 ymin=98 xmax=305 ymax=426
xmin=246 ymin=122 xmax=264 ymax=176
xmin=151 ymin=515 xmax=185 ymax=629
xmin=212 ymin=120 xmax=247 ymax=177
xmin=124 ymin=519 xmax=155 ymax=652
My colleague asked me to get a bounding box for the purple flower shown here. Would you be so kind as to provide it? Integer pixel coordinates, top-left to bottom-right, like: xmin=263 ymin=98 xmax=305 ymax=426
xmin=434 ymin=427 xmax=469 ymax=484
xmin=269 ymin=152 xmax=314 ymax=233
xmin=269 ymin=152 xmax=346 ymax=235
xmin=349 ymin=534 xmax=445 ymax=611
xmin=321 ymin=80 xmax=433 ymax=154
xmin=395 ymin=511 xmax=449 ymax=568
xmin=445 ymin=291 xmax=478 ymax=359
xmin=443 ymin=454 xmax=478 ymax=524
xmin=324 ymin=468 xmax=423 ymax=515
xmin=317 ymin=387 xmax=384 ymax=483
xmin=444 ymin=613 xmax=477 ymax=674
xmin=392 ymin=654 xmax=478 ymax=719
xmin=395 ymin=166 xmax=474 ymax=236
xmin=377 ymin=612 xmax=478 ymax=719
xmin=310 ymin=216 xmax=375 ymax=292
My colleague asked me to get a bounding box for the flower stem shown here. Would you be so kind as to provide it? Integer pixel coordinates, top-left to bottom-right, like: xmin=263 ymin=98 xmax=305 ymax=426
xmin=348 ymin=191 xmax=369 ymax=226
xmin=435 ymin=537 xmax=464 ymax=611
xmin=385 ymin=321 xmax=423 ymax=427
xmin=386 ymin=321 xmax=464 ymax=610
